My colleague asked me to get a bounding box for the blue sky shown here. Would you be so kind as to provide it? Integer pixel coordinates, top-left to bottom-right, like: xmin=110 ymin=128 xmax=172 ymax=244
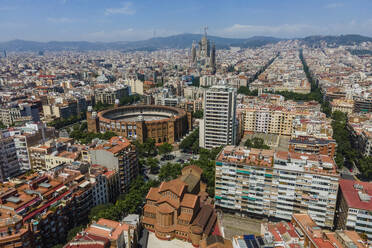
xmin=0 ymin=0 xmax=371 ymax=42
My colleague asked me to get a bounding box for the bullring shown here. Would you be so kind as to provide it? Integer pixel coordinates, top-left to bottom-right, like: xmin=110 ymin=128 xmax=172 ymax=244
xmin=87 ymin=105 xmax=191 ymax=144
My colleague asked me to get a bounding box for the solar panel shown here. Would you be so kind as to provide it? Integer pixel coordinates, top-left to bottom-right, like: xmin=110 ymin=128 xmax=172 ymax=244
xmin=252 ymin=238 xmax=259 ymax=248
xmin=244 ymin=234 xmax=255 ymax=240
xmin=245 ymin=240 xmax=253 ymax=248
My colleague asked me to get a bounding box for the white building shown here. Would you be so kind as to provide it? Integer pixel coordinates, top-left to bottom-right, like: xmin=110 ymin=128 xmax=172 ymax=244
xmin=122 ymin=79 xmax=144 ymax=95
xmin=0 ymin=131 xmax=20 ymax=181
xmin=215 ymin=146 xmax=340 ymax=229
xmin=200 ymin=84 xmax=237 ymax=149
xmin=90 ymin=173 xmax=109 ymax=206
xmin=336 ymin=179 xmax=372 ymax=240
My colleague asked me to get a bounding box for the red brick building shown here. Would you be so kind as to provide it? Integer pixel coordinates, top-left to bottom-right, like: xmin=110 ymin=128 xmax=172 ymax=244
xmin=142 ymin=165 xmax=218 ymax=247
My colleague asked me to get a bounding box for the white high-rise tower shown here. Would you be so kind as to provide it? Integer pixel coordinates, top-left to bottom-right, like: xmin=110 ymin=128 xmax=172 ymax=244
xmin=199 ymin=83 xmax=237 ymax=149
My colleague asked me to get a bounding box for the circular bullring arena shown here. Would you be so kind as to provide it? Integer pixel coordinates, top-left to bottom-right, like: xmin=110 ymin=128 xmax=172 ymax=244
xmin=90 ymin=105 xmax=191 ymax=144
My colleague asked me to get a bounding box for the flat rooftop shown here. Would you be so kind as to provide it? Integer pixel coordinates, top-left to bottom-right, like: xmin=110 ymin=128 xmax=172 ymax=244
xmin=147 ymin=232 xmax=193 ymax=248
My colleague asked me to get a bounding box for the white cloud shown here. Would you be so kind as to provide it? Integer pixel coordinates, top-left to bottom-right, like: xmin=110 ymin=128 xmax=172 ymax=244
xmin=216 ymin=20 xmax=372 ymax=39
xmin=218 ymin=23 xmax=325 ymax=38
xmin=324 ymin=3 xmax=344 ymax=9
xmin=105 ymin=2 xmax=135 ymax=15
xmin=47 ymin=17 xmax=76 ymax=23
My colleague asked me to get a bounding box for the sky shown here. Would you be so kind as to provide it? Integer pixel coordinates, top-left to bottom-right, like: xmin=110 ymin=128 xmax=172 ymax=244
xmin=0 ymin=0 xmax=371 ymax=42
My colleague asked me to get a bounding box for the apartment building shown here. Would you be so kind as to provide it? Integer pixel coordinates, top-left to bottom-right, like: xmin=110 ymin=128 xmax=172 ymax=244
xmin=200 ymin=75 xmax=219 ymax=87
xmin=289 ymin=136 xmax=337 ymax=158
xmin=336 ymin=179 xmax=372 ymax=240
xmin=44 ymin=150 xmax=79 ymax=170
xmin=215 ymin=146 xmax=339 ymax=228
xmin=292 ymin=115 xmax=334 ymax=140
xmin=200 ymin=84 xmax=237 ymax=149
xmin=244 ymin=107 xmax=296 ymax=135
xmin=0 ymin=169 xmax=95 ymax=247
xmin=90 ymin=164 xmax=121 ymax=205
xmin=0 ymin=209 xmax=33 ymax=248
xmin=94 ymin=84 xmax=129 ymax=105
xmin=66 ymin=217 xmax=139 ymax=248
xmin=90 ymin=137 xmax=138 ymax=193
xmin=348 ymin=113 xmax=372 ymax=157
xmin=0 ymin=131 xmax=20 ymax=182
xmin=0 ymin=103 xmax=40 ymax=126
xmin=1 ymin=123 xmax=56 ymax=171
xmin=292 ymin=213 xmax=367 ymax=248
xmin=331 ymin=98 xmax=354 ymax=114
xmin=354 ymin=96 xmax=372 ymax=113
xmin=180 ymin=100 xmax=203 ymax=114
xmin=122 ymin=79 xmax=144 ymax=95
xmin=29 ymin=142 xmax=55 ymax=171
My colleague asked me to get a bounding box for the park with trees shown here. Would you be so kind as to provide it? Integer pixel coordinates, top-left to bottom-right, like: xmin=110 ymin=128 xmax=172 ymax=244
xmin=244 ymin=137 xmax=270 ymax=149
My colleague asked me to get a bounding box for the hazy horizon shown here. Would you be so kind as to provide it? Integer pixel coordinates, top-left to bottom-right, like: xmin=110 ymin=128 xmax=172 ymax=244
xmin=0 ymin=33 xmax=371 ymax=44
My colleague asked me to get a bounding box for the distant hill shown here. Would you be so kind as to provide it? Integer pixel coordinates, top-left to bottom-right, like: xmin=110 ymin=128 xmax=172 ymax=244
xmin=0 ymin=34 xmax=371 ymax=52
xmin=122 ymin=34 xmax=283 ymax=50
xmin=0 ymin=34 xmax=282 ymax=52
xmin=0 ymin=40 xmax=130 ymax=52
xmin=300 ymin=34 xmax=372 ymax=47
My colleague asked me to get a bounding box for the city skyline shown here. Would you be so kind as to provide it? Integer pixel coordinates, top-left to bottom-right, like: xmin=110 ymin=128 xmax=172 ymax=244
xmin=0 ymin=0 xmax=372 ymax=42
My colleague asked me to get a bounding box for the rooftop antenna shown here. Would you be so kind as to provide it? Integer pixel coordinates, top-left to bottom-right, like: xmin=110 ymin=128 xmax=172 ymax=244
xmin=204 ymin=25 xmax=208 ymax=37
xmin=153 ymin=29 xmax=156 ymax=38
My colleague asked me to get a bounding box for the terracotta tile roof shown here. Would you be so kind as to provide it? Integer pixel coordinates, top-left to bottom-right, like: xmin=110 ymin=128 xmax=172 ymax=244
xmin=143 ymin=204 xmax=156 ymax=213
xmin=182 ymin=165 xmax=203 ymax=176
xmin=180 ymin=193 xmax=198 ymax=208
xmin=66 ymin=233 xmax=110 ymax=248
xmin=156 ymin=195 xmax=180 ymax=209
xmin=158 ymin=178 xmax=186 ymax=197
xmin=181 ymin=173 xmax=200 ymax=191
xmin=158 ymin=203 xmax=174 ymax=214
xmin=85 ymin=218 xmax=129 ymax=241
xmin=192 ymin=205 xmax=216 ymax=235
xmin=339 ymin=179 xmax=372 ymax=211
xmin=92 ymin=136 xmax=131 ymax=155
xmin=146 ymin=187 xmax=161 ymax=201
xmin=312 ymin=238 xmax=335 ymax=248
xmin=342 ymin=230 xmax=367 ymax=248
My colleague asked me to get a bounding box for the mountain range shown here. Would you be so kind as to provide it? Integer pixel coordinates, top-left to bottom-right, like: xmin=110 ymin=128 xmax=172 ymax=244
xmin=0 ymin=34 xmax=371 ymax=52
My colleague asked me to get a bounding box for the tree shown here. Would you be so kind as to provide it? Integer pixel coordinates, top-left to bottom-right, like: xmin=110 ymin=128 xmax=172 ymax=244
xmin=67 ymin=225 xmax=84 ymax=241
xmin=69 ymin=122 xmax=117 ymax=144
xmin=144 ymin=138 xmax=157 ymax=157
xmin=158 ymin=142 xmax=172 ymax=156
xmin=237 ymin=86 xmax=258 ymax=96
xmin=244 ymin=137 xmax=270 ymax=149
xmin=191 ymin=139 xmax=200 ymax=154
xmin=119 ymin=94 xmax=141 ymax=106
xmin=93 ymin=101 xmax=112 ymax=111
xmin=52 ymin=245 xmax=64 ymax=248
xmin=88 ymin=177 xmax=160 ymax=223
xmin=88 ymin=203 xmax=117 ymax=222
xmin=146 ymin=158 xmax=160 ymax=174
xmin=193 ymin=146 xmax=223 ymax=196
xmin=192 ymin=110 xmax=203 ymax=119
xmin=180 ymin=128 xmax=199 ymax=151
xmin=159 ymin=163 xmax=182 ymax=181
